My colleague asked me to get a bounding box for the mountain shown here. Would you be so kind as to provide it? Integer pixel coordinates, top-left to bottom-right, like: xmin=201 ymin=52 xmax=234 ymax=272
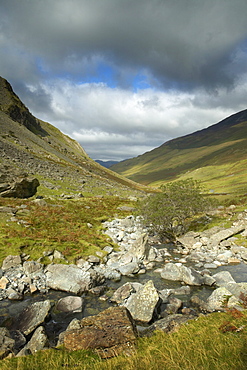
xmin=110 ymin=109 xmax=247 ymax=194
xmin=95 ymin=160 xmax=119 ymax=168
xmin=0 ymin=77 xmax=148 ymax=196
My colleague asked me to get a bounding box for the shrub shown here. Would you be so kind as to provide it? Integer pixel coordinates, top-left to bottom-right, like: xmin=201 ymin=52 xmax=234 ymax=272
xmin=138 ymin=178 xmax=214 ymax=241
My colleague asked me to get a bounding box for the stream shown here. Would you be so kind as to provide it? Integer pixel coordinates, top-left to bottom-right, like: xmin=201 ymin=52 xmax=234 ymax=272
xmin=0 ymin=243 xmax=247 ymax=345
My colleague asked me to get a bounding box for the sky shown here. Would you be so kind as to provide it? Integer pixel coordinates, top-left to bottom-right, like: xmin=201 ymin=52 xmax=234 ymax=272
xmin=1 ymin=0 xmax=247 ymax=161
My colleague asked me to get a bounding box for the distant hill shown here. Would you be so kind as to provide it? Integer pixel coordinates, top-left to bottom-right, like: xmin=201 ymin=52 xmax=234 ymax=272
xmin=96 ymin=160 xmax=119 ymax=168
xmin=0 ymin=76 xmax=148 ymax=196
xmin=111 ymin=109 xmax=247 ymax=195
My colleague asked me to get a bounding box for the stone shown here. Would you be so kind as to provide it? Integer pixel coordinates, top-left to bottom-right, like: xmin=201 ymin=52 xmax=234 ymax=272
xmin=111 ymin=282 xmax=140 ymax=304
xmin=12 ymin=300 xmax=51 ymax=335
xmin=140 ymin=314 xmax=194 ymax=337
xmin=0 ymin=276 xmax=9 ymax=289
xmin=21 ymin=326 xmax=48 ymax=355
xmin=118 ymin=261 xmax=140 ymax=275
xmin=45 ymin=264 xmax=94 ymax=294
xmin=63 ymin=306 xmax=137 ymax=358
xmin=0 ymin=327 xmax=15 ymax=359
xmin=207 ymin=287 xmax=232 ymax=311
xmin=164 ymin=297 xmax=183 ymax=315
xmin=0 ymin=177 xmax=39 ymax=198
xmin=2 ymin=255 xmax=22 ymax=271
xmin=125 ymin=280 xmax=160 ymax=323
xmin=160 ymin=263 xmax=203 ymax=286
xmin=212 ymin=271 xmax=236 ymax=287
xmin=23 ymin=261 xmax=43 ymax=275
xmin=190 ymin=295 xmax=213 ymax=313
xmin=56 ymin=296 xmax=84 ymax=313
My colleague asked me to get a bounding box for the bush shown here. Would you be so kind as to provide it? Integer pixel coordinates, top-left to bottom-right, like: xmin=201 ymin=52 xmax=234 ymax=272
xmin=138 ymin=178 xmax=214 ymax=241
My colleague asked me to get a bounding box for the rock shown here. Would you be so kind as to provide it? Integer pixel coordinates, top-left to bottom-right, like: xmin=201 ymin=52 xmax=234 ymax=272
xmin=7 ymin=288 xmax=23 ymax=300
xmin=111 ymin=282 xmax=142 ymax=305
xmin=12 ymin=300 xmax=51 ymax=335
xmin=2 ymin=255 xmax=22 ymax=271
xmin=140 ymin=314 xmax=194 ymax=337
xmin=23 ymin=261 xmax=43 ymax=275
xmin=63 ymin=306 xmax=137 ymax=358
xmin=225 ymin=282 xmax=247 ymax=301
xmin=190 ymin=295 xmax=213 ymax=313
xmin=10 ymin=330 xmax=26 ymax=352
xmin=20 ymin=326 xmax=48 ymax=355
xmin=0 ymin=177 xmax=39 ymax=198
xmin=163 ymin=297 xmax=183 ymax=315
xmin=125 ymin=280 xmax=160 ymax=323
xmin=212 ymin=271 xmax=236 ymax=287
xmin=56 ymin=296 xmax=84 ymax=313
xmin=45 ymin=264 xmax=95 ymax=294
xmin=0 ymin=276 xmax=9 ymax=289
xmin=118 ymin=261 xmax=140 ymax=276
xmin=206 ymin=287 xmax=232 ymax=311
xmin=208 ymin=224 xmax=245 ymax=246
xmin=125 ymin=233 xmax=149 ymax=261
xmin=160 ymin=263 xmax=203 ymax=286
xmin=0 ymin=327 xmax=15 ymax=359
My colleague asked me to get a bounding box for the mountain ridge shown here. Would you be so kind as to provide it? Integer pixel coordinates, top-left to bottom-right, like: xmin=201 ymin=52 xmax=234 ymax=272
xmin=0 ymin=76 xmax=149 ymax=196
xmin=111 ymin=109 xmax=247 ymax=194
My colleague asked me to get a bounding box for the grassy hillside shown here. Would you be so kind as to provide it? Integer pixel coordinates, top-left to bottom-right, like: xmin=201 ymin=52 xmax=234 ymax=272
xmin=0 ymin=76 xmax=150 ymax=195
xmin=111 ymin=110 xmax=247 ymax=194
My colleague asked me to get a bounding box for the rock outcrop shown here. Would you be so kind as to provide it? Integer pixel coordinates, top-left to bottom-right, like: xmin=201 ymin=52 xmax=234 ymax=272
xmin=62 ymin=306 xmax=138 ymax=358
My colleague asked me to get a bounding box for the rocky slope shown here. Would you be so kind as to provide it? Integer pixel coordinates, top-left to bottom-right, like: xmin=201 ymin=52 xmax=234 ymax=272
xmin=0 ymin=76 xmax=147 ymax=197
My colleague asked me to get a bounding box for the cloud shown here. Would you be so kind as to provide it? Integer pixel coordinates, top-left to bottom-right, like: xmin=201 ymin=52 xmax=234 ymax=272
xmin=19 ymin=78 xmax=246 ymax=161
xmin=1 ymin=1 xmax=247 ymax=161
xmin=2 ymin=0 xmax=247 ymax=89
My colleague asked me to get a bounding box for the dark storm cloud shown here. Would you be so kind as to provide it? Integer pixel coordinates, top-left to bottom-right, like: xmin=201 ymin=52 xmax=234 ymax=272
xmin=2 ymin=0 xmax=247 ymax=89
xmin=1 ymin=0 xmax=247 ymax=160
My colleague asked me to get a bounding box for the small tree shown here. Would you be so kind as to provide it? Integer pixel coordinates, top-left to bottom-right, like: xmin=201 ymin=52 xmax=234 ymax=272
xmin=138 ymin=178 xmax=213 ymax=241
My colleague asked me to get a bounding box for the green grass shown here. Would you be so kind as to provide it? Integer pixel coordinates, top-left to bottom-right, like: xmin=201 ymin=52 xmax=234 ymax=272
xmin=2 ymin=311 xmax=247 ymax=370
xmin=0 ymin=196 xmax=135 ymax=265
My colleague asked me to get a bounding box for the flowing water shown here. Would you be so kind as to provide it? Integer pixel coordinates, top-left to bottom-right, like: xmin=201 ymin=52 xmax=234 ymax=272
xmin=0 ymin=245 xmax=247 ymax=344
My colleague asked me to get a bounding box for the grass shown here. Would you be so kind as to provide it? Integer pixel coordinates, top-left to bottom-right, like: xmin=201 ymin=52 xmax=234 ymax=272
xmin=0 ymin=196 xmax=135 ymax=265
xmin=1 ymin=311 xmax=247 ymax=370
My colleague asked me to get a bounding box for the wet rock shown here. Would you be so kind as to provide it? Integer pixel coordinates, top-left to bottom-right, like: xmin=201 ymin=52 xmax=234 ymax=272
xmin=163 ymin=297 xmax=183 ymax=315
xmin=190 ymin=295 xmax=213 ymax=313
xmin=63 ymin=306 xmax=137 ymax=358
xmin=56 ymin=296 xmax=84 ymax=313
xmin=12 ymin=300 xmax=51 ymax=335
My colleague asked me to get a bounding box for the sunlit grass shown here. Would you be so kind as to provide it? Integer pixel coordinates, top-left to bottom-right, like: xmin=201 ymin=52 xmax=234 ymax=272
xmin=2 ymin=311 xmax=247 ymax=370
xmin=0 ymin=196 xmax=134 ymax=264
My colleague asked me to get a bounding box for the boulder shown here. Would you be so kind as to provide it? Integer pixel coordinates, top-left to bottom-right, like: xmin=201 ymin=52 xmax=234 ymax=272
xmin=206 ymin=287 xmax=232 ymax=311
xmin=125 ymin=280 xmax=160 ymax=323
xmin=63 ymin=306 xmax=137 ymax=358
xmin=45 ymin=264 xmax=95 ymax=294
xmin=160 ymin=263 xmax=203 ymax=286
xmin=140 ymin=314 xmax=194 ymax=337
xmin=0 ymin=327 xmax=15 ymax=359
xmin=56 ymin=296 xmax=84 ymax=313
xmin=2 ymin=255 xmax=22 ymax=271
xmin=212 ymin=271 xmax=236 ymax=287
xmin=18 ymin=326 xmax=48 ymax=356
xmin=0 ymin=177 xmax=39 ymax=198
xmin=12 ymin=300 xmax=51 ymax=335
